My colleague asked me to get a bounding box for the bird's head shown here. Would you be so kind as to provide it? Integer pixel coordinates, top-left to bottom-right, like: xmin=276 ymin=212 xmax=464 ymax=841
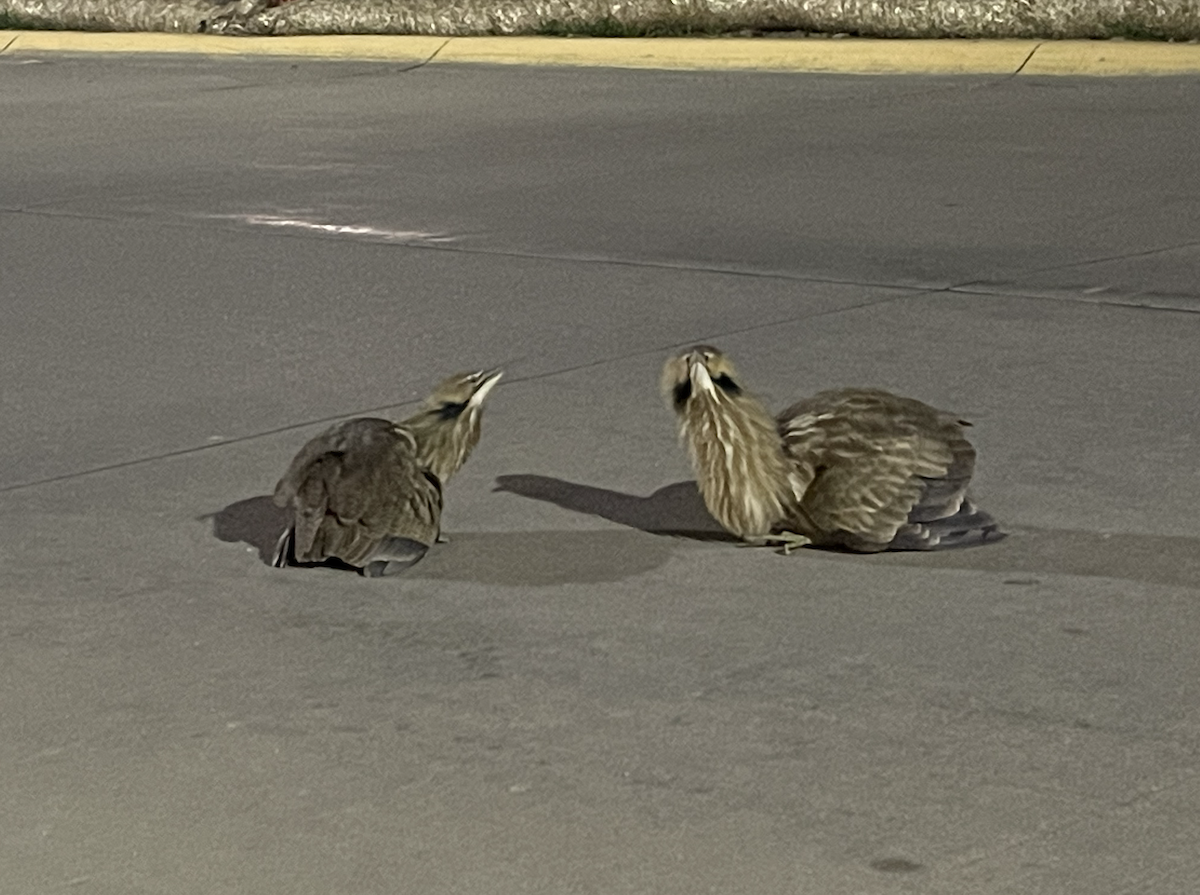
xmin=425 ymin=369 xmax=504 ymax=416
xmin=661 ymin=347 xmax=792 ymax=540
xmin=403 ymin=369 xmax=503 ymax=483
xmin=661 ymin=345 xmax=743 ymax=415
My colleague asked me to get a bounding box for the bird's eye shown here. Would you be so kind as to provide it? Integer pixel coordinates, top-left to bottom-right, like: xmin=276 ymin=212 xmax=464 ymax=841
xmin=438 ymin=401 xmax=468 ymax=420
xmin=673 ymin=380 xmax=693 ymax=407
xmin=712 ymin=374 xmax=740 ymax=396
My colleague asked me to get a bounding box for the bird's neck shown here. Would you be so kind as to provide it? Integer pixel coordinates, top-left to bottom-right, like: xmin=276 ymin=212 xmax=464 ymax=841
xmin=681 ymin=392 xmax=794 ymax=540
xmin=405 ymin=411 xmax=480 ymax=484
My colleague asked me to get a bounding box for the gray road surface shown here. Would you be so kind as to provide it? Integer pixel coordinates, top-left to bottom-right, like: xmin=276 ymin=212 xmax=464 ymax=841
xmin=2 ymin=54 xmax=1199 ymax=894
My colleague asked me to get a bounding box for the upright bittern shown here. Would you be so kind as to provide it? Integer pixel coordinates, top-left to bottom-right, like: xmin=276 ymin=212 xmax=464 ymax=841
xmin=663 ymin=346 xmax=999 ymax=553
xmin=271 ymin=369 xmax=502 ymax=576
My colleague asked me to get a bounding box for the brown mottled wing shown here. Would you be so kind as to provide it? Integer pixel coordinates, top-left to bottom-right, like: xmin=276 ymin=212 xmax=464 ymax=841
xmin=273 ymin=418 xmax=442 ymax=566
xmin=777 ymin=389 xmax=974 ymax=551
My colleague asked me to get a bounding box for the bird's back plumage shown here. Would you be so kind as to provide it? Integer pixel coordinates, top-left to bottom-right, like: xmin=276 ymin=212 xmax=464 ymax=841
xmin=272 ymin=418 xmax=442 ymax=573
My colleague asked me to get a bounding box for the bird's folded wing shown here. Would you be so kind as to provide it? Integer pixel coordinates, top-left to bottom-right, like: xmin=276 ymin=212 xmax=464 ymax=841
xmin=354 ymin=468 xmax=443 ymax=549
xmin=787 ymin=426 xmax=959 ymax=544
xmin=317 ymin=442 xmax=441 ymax=565
xmin=799 ymin=443 xmax=937 ymax=542
xmin=273 ymin=427 xmax=347 ymax=508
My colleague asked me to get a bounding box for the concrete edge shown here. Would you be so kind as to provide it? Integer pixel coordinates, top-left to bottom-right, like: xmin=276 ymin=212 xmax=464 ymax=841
xmin=3 ymin=32 xmax=1200 ymax=74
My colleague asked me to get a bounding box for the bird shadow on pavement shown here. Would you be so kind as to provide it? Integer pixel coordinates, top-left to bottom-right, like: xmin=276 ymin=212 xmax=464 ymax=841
xmin=206 ymin=496 xmax=378 ymax=574
xmin=493 ymin=475 xmax=1200 ymax=590
xmin=207 ymin=495 xmax=290 ymax=565
xmin=204 ymin=490 xmax=682 ymax=584
xmin=493 ymin=474 xmax=738 ymax=542
xmin=413 ymin=530 xmax=676 ymax=586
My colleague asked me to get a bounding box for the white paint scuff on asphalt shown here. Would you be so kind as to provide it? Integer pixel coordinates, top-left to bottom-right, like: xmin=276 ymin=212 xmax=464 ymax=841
xmin=209 ymin=213 xmax=456 ymax=244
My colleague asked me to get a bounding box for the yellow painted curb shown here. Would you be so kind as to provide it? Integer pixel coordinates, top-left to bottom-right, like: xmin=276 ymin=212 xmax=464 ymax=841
xmin=3 ymin=31 xmax=1200 ymax=75
xmin=0 ymin=31 xmax=445 ymax=61
xmin=1022 ymin=40 xmax=1200 ymax=74
xmin=435 ymin=37 xmax=1040 ymax=73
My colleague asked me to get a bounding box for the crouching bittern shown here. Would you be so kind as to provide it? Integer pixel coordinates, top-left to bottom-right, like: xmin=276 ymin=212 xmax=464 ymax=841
xmin=663 ymin=346 xmax=999 ymax=553
xmin=272 ymin=369 xmax=502 ymax=576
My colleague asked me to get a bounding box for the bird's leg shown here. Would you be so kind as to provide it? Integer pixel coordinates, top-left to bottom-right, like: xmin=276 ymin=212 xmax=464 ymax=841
xmin=760 ymin=531 xmax=813 ymax=555
xmin=271 ymin=527 xmax=295 ymax=568
xmin=436 ymin=533 xmax=450 ymax=544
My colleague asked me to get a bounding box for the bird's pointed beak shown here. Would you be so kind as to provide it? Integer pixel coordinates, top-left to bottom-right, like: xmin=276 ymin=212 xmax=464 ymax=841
xmin=687 ymin=355 xmax=715 ymax=393
xmin=468 ymin=369 xmax=503 ymax=407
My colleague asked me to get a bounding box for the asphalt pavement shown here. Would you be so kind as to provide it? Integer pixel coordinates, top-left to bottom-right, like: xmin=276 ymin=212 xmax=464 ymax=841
xmin=2 ymin=46 xmax=1199 ymax=895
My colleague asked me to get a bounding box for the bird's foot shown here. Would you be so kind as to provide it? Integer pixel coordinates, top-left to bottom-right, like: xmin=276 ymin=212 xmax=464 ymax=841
xmin=436 ymin=533 xmax=450 ymax=544
xmin=760 ymin=531 xmax=813 ymax=555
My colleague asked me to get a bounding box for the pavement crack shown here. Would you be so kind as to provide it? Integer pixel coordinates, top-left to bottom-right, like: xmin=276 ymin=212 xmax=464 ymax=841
xmin=0 ymin=291 xmax=921 ymax=495
xmin=505 ymin=291 xmax=921 ymax=391
xmin=950 ymin=285 xmax=1200 ymax=315
xmin=0 ymin=402 xmax=429 ymax=495
xmin=7 ymin=201 xmax=942 ymax=293
xmin=986 ymin=238 xmax=1200 ymax=280
xmin=396 ymin=38 xmax=452 ymax=73
xmin=1012 ymin=42 xmax=1043 ymax=76
xmin=425 ymin=242 xmax=936 ymax=292
xmin=949 ymin=239 xmax=1200 ymax=313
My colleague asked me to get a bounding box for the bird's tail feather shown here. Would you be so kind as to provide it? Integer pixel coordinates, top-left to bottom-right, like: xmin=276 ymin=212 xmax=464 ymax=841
xmin=909 ymin=447 xmax=975 ymax=523
xmin=891 ymin=500 xmax=1003 ymax=550
xmin=362 ymin=536 xmax=431 ymax=577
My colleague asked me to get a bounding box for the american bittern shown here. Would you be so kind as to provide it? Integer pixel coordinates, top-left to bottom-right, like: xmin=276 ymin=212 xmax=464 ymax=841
xmin=271 ymin=369 xmax=502 ymax=576
xmin=663 ymin=346 xmax=999 ymax=552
